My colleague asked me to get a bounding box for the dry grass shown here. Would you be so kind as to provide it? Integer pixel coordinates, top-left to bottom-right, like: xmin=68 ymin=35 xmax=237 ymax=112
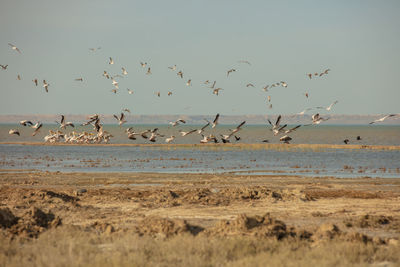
xmin=1 ymin=227 xmax=399 ymax=267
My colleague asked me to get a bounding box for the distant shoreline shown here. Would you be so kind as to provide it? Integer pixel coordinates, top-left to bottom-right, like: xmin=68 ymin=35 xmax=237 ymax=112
xmin=1 ymin=142 xmax=399 ymax=150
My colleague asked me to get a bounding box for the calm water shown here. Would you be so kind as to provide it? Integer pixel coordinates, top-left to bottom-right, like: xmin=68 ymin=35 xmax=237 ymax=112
xmin=0 ymin=144 xmax=399 ymax=178
xmin=1 ymin=124 xmax=400 ymax=145
xmin=1 ymin=124 xmax=399 ymax=178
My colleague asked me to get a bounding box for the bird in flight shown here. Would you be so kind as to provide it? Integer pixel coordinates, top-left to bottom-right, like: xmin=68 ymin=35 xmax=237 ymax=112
xmin=146 ymin=67 xmax=152 ymax=75
xmin=167 ymin=91 xmax=173 ymax=96
xmin=211 ymin=113 xmax=220 ymax=128
xmin=0 ymin=64 xmax=8 ymax=70
xmin=268 ymin=115 xmax=282 ymax=131
xmin=213 ymin=88 xmax=223 ymax=95
xmin=169 ymin=119 xmax=186 ymax=127
xmin=140 ymin=62 xmax=147 ymax=68
xmin=246 ymin=83 xmax=255 ymax=88
xmin=114 ymin=113 xmax=127 ymax=126
xmin=186 ymin=79 xmax=192 ymax=86
xmin=20 ymin=120 xmax=33 ymax=126
xmin=369 ymin=114 xmax=398 ymax=124
xmin=122 ymin=67 xmax=128 ymax=75
xmin=8 ymin=43 xmax=21 ymax=53
xmin=197 ymin=121 xmax=210 ymax=134
xmin=230 ymin=121 xmax=246 ymax=134
xmin=238 ymin=60 xmax=251 ymax=65
xmin=109 ymin=57 xmax=114 ymax=65
xmin=127 ymin=88 xmax=134 ymax=95
xmin=316 ymin=100 xmax=338 ymax=111
xmin=165 ymin=136 xmax=176 ymax=143
xmin=56 ymin=115 xmax=75 ymax=129
xmin=89 ymin=47 xmax=101 ymax=52
xmin=9 ymin=129 xmax=20 ymax=136
xmin=311 ymin=113 xmax=329 ymax=125
xmin=179 ymin=129 xmax=197 ymax=137
xmin=227 ymin=69 xmax=236 ymax=77
xmin=103 ymin=71 xmax=110 ymax=79
xmin=31 ymin=122 xmax=43 ymax=136
xmin=168 ymin=65 xmax=177 ymax=71
xmin=32 ymin=79 xmax=38 ymax=86
xmin=17 ymin=74 xmax=21 ymax=80
xmin=123 ymin=108 xmax=131 ymax=113
xmin=177 ymin=71 xmax=183 ymax=78
xmin=43 ymin=80 xmax=49 ymax=92
xmin=75 ymin=78 xmax=83 ymax=82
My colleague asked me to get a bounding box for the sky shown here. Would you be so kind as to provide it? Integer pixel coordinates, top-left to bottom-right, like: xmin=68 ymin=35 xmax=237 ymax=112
xmin=0 ymin=0 xmax=399 ymax=116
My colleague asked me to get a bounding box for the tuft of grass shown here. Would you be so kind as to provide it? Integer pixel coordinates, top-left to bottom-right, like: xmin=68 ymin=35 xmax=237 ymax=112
xmin=0 ymin=226 xmax=399 ymax=267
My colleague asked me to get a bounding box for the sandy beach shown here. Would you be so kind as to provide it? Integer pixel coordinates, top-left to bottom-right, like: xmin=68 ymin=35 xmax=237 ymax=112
xmin=1 ymin=170 xmax=399 ymax=266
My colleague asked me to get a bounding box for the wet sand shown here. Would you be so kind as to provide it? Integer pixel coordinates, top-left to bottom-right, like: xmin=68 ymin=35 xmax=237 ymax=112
xmin=1 ymin=171 xmax=400 ymax=266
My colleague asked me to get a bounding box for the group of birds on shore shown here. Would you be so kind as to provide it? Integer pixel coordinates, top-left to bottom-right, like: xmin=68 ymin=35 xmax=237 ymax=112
xmin=3 ymin=42 xmax=399 ymax=144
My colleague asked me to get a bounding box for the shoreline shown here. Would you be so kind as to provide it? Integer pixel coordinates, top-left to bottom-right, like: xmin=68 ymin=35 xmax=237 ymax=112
xmin=1 ymin=142 xmax=400 ymax=150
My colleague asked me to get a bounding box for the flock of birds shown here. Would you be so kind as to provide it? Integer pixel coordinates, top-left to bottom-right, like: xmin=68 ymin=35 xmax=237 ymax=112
xmin=2 ymin=43 xmax=399 ymax=144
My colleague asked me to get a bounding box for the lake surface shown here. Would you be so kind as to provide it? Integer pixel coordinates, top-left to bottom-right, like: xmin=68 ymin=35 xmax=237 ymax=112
xmin=1 ymin=124 xmax=400 ymax=145
xmin=0 ymin=144 xmax=399 ymax=178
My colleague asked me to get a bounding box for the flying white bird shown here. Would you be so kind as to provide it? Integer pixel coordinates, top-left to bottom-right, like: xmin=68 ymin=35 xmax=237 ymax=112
xmin=127 ymin=89 xmax=134 ymax=94
xmin=56 ymin=115 xmax=75 ymax=129
xmin=179 ymin=129 xmax=197 ymax=137
xmin=369 ymin=114 xmax=398 ymax=124
xmin=169 ymin=119 xmax=186 ymax=127
xmin=20 ymin=120 xmax=33 ymax=126
xmin=197 ymin=121 xmax=210 ymax=134
xmin=165 ymin=136 xmax=176 ymax=143
xmin=8 ymin=43 xmax=21 ymax=53
xmin=230 ymin=121 xmax=246 ymax=134
xmin=227 ymin=69 xmax=236 ymax=77
xmin=316 ymin=100 xmax=339 ymax=111
xmin=9 ymin=129 xmax=20 ymax=136
xmin=211 ymin=114 xmax=220 ymax=128
xmin=168 ymin=65 xmax=177 ymax=71
xmin=238 ymin=60 xmax=251 ymax=65
xmin=43 ymin=80 xmax=49 ymax=92
xmin=113 ymin=113 xmax=127 ymax=126
xmin=122 ymin=67 xmax=128 ymax=75
xmin=109 ymin=57 xmax=114 ymax=65
xmin=89 ymin=47 xmax=101 ymax=52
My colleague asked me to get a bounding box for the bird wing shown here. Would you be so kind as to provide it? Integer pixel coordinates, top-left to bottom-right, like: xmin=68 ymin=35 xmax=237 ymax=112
xmin=213 ymin=114 xmax=220 ymax=123
xmin=60 ymin=115 xmax=65 ymax=124
xmin=236 ymin=121 xmax=246 ymax=130
xmin=275 ymin=115 xmax=281 ymax=127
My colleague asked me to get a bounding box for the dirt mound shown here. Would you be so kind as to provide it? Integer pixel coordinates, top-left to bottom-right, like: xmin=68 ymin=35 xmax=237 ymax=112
xmin=304 ymin=189 xmax=386 ymax=199
xmin=136 ymin=187 xmax=310 ymax=208
xmin=135 ymin=216 xmax=204 ymax=238
xmin=313 ymin=223 xmax=341 ymax=240
xmin=203 ymin=213 xmax=296 ymax=240
xmin=344 ymin=214 xmax=395 ymax=229
xmin=3 ymin=207 xmax=62 ymax=239
xmin=0 ymin=208 xmax=18 ymax=228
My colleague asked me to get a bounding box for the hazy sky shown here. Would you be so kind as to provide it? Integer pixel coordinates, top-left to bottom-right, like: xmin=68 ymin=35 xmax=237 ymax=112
xmin=0 ymin=0 xmax=399 ymax=115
